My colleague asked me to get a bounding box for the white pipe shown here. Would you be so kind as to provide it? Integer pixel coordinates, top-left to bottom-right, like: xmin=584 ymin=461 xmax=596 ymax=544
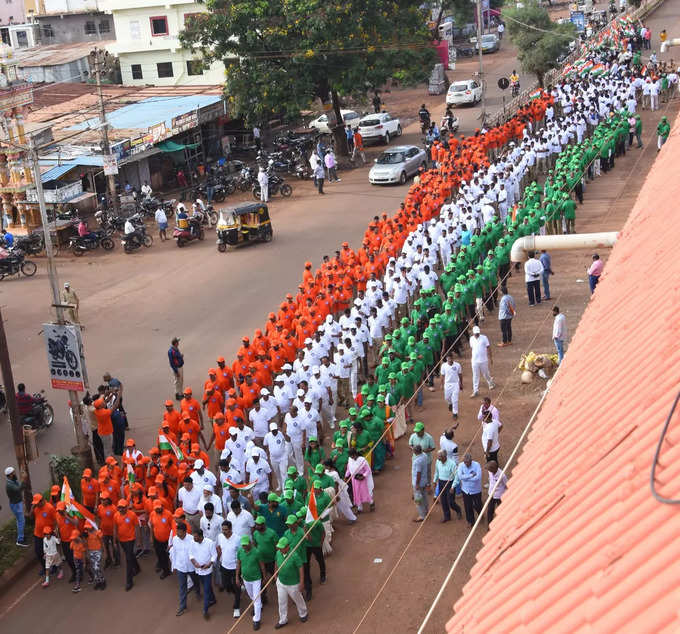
xmin=510 ymin=232 xmax=618 ymax=263
xmin=661 ymin=38 xmax=680 ymax=53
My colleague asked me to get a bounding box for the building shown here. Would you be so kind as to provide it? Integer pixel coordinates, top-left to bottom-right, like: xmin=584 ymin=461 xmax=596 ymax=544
xmin=101 ymin=0 xmax=224 ymax=86
xmin=0 ymin=0 xmax=26 ymax=31
xmin=12 ymin=40 xmax=113 ymax=82
xmin=27 ymin=0 xmax=115 ymax=46
xmin=447 ymin=111 xmax=680 ymax=633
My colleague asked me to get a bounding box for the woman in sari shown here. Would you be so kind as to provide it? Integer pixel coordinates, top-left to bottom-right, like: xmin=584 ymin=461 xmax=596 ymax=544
xmin=345 ymin=448 xmax=375 ymax=513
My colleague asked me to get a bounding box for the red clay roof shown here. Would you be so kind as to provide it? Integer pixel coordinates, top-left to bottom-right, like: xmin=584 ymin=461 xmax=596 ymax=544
xmin=447 ymin=110 xmax=680 ymax=633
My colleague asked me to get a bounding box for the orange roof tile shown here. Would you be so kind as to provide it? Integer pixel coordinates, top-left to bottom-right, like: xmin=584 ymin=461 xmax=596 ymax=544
xmin=446 ymin=111 xmax=680 ymax=634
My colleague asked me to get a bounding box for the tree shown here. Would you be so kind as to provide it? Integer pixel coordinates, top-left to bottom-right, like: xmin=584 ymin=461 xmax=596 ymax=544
xmin=181 ymin=1 xmax=436 ymax=153
xmin=503 ymin=2 xmax=577 ymax=86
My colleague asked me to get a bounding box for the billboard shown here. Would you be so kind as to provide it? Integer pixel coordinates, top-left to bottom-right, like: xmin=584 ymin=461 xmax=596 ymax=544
xmin=43 ymin=323 xmax=88 ymax=391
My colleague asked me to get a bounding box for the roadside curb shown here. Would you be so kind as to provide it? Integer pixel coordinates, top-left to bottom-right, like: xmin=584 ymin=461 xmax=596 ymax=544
xmin=0 ymin=548 xmax=35 ymax=595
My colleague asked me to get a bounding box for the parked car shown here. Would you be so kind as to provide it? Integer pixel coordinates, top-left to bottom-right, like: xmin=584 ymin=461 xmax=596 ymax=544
xmin=471 ymin=33 xmax=500 ymax=53
xmin=309 ymin=109 xmax=361 ymax=134
xmin=357 ymin=112 xmax=403 ymax=144
xmin=368 ymin=145 xmax=427 ymax=185
xmin=446 ymin=79 xmax=483 ymax=106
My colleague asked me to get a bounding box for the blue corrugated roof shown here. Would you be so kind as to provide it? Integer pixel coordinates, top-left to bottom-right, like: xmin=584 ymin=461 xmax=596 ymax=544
xmin=69 ymin=95 xmax=222 ymax=131
xmin=41 ymin=163 xmax=78 ymax=182
xmin=40 ymin=155 xmax=105 ymax=167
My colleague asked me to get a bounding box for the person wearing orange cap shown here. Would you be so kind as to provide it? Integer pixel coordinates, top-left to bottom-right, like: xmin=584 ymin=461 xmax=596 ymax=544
xmin=253 ymin=329 xmax=269 ymax=354
xmin=178 ymin=412 xmax=203 ymax=448
xmin=148 ymin=500 xmax=173 ymax=577
xmin=41 ymin=525 xmax=62 ymax=587
xmin=202 ymin=382 xmax=224 ymax=426
xmin=238 ymin=336 xmax=257 ymax=365
xmin=93 ymin=395 xmax=118 ymax=457
xmin=55 ymin=500 xmax=78 ymax=581
xmin=49 ymin=484 xmax=60 ymax=506
xmin=96 ymin=492 xmax=120 ymax=567
xmin=80 ymin=468 xmax=99 ymax=512
xmin=191 ymin=443 xmax=211 ymax=469
xmin=31 ymin=493 xmax=56 ymax=571
xmin=83 ymin=523 xmax=106 ymax=589
xmin=98 ymin=471 xmax=120 ymax=505
xmin=208 ymin=412 xmax=229 ymax=462
xmin=123 ymin=438 xmax=142 ymax=463
xmin=215 ymin=357 xmax=234 ymax=393
xmin=180 ymin=387 xmax=204 ymax=429
xmin=70 ymin=530 xmax=86 ymax=592
xmin=163 ymin=400 xmax=182 ymax=435
xmin=114 ymin=499 xmax=140 ymax=591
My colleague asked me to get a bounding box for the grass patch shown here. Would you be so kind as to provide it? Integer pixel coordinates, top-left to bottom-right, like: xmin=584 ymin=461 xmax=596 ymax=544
xmin=0 ymin=516 xmax=33 ymax=576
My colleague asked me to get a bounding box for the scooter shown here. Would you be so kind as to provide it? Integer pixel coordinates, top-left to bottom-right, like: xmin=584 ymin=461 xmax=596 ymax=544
xmin=173 ymin=221 xmax=205 ymax=247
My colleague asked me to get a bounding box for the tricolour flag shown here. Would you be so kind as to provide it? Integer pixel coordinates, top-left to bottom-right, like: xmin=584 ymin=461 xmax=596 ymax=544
xmin=126 ymin=462 xmax=135 ymax=485
xmin=529 ymin=89 xmax=542 ymax=100
xmin=305 ymin=487 xmax=331 ymax=524
xmin=579 ymin=60 xmax=594 ymax=76
xmin=225 ymin=478 xmax=258 ymax=491
xmin=60 ymin=476 xmax=98 ymax=529
xmin=158 ymin=434 xmax=184 ymax=461
xmin=591 ymin=64 xmax=606 ymax=76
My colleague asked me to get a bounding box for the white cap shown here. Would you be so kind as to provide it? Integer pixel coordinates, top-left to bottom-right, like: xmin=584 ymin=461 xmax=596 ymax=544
xmin=269 ymin=422 xmax=278 ymax=431
xmin=202 ymin=483 xmax=213 ymax=492
xmin=64 ymin=282 xmax=70 ymax=287
xmin=312 ymin=366 xmax=320 ymax=374
xmin=194 ymin=459 xmax=204 ymax=469
xmin=296 ymin=389 xmax=305 ymax=397
xmin=472 ymin=326 xmax=481 ymax=334
xmin=304 ymin=397 xmax=312 ymax=404
xmin=305 ymin=338 xmax=312 ymax=345
xmin=260 ymin=388 xmax=270 ymax=396
xmin=228 ymin=426 xmax=238 ymax=435
xmin=282 ymin=363 xmax=292 ymax=370
xmin=4 ymin=466 xmax=15 ymax=475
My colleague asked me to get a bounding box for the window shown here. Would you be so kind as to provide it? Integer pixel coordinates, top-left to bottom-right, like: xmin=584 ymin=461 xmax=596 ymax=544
xmin=15 ymin=30 xmax=27 ymax=47
xmin=157 ymin=62 xmax=173 ymax=78
xmin=84 ymin=21 xmax=96 ymax=35
xmin=42 ymin=23 xmax=53 ymax=38
xmin=98 ymin=20 xmax=110 ymax=34
xmin=131 ymin=64 xmax=143 ymax=80
xmin=129 ymin=19 xmax=140 ymax=40
xmin=186 ymin=59 xmax=203 ymax=76
xmin=149 ymin=16 xmax=168 ymax=36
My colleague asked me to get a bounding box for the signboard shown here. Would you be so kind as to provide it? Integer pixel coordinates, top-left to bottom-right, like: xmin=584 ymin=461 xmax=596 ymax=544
xmin=171 ymin=110 xmax=198 ymax=135
xmin=111 ymin=139 xmax=131 ymax=161
xmin=570 ymin=10 xmax=586 ymax=33
xmin=102 ymin=155 xmax=118 ymax=176
xmin=43 ymin=323 xmax=88 ymax=391
xmin=197 ymin=100 xmax=225 ymax=125
xmin=0 ymin=85 xmax=33 ymax=112
xmin=149 ymin=122 xmax=167 ymax=143
xmin=498 ymin=77 xmax=510 ymax=90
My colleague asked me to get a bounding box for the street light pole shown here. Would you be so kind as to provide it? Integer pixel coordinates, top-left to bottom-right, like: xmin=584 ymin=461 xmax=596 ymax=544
xmin=476 ymin=0 xmax=486 ymax=126
xmin=28 ymin=138 xmax=92 ymax=466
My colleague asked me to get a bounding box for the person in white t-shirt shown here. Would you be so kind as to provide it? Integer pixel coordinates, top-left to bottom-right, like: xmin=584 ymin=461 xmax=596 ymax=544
xmin=244 ymin=453 xmax=271 ymax=498
xmin=226 ymin=500 xmax=254 ymax=540
xmin=199 ymin=503 xmax=224 ymax=542
xmin=481 ymin=415 xmax=501 ymax=462
xmin=439 ymin=428 xmax=459 ymax=464
xmin=468 ymin=326 xmax=495 ymax=397
xmin=216 ymin=520 xmax=242 ymax=617
xmin=248 ymin=400 xmax=271 ymax=443
xmin=263 ymin=423 xmax=288 ymax=491
xmin=439 ymin=351 xmax=463 ymax=418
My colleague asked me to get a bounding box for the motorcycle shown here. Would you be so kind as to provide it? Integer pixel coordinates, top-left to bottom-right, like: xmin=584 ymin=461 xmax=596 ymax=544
xmin=419 ymin=112 xmax=431 ymax=135
xmin=0 ymin=249 xmax=37 ymax=280
xmin=173 ymin=220 xmax=205 ymax=247
xmin=139 ymin=197 xmax=175 ymax=219
xmin=13 ymin=232 xmax=44 ymax=256
xmin=511 ymin=81 xmax=520 ymax=97
xmin=252 ymin=173 xmax=293 ymax=200
xmin=121 ymin=225 xmax=153 ymax=253
xmin=21 ymin=390 xmax=54 ymax=430
xmin=69 ymin=229 xmax=116 ymax=257
xmin=235 ymin=166 xmax=256 ymax=192
xmin=94 ymin=209 xmax=127 ymax=232
xmin=194 ymin=207 xmax=218 ymax=228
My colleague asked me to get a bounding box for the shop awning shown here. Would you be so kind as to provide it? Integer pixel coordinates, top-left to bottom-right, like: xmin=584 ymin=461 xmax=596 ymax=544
xmin=157 ymin=140 xmax=199 ymax=153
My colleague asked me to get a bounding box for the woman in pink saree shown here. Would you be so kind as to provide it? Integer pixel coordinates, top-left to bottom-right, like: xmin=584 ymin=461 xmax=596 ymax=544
xmin=346 ymin=448 xmax=375 ymax=513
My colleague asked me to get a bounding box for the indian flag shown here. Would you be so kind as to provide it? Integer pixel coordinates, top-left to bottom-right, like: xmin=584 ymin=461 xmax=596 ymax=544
xmin=305 ymin=487 xmax=331 ymax=524
xmin=591 ymin=64 xmax=606 ymax=77
xmin=225 ymin=478 xmax=258 ymax=491
xmin=159 ymin=434 xmax=184 ymax=461
xmin=579 ymin=60 xmax=594 ymax=76
xmin=126 ymin=462 xmax=135 ymax=485
xmin=529 ymin=89 xmax=542 ymax=100
xmin=60 ymin=476 xmax=98 ymax=529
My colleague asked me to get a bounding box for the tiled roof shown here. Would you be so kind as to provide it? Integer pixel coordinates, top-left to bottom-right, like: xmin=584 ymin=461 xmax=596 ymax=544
xmin=447 ymin=111 xmax=680 ymax=633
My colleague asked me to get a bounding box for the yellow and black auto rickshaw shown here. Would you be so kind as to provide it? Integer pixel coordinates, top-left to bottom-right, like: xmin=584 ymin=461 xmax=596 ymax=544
xmin=216 ymin=203 xmax=273 ymax=252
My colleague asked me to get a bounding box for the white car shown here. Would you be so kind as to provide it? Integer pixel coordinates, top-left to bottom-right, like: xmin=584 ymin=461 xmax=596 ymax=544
xmin=357 ymin=112 xmax=402 ymax=144
xmin=368 ymin=145 xmax=428 ymax=185
xmin=309 ymin=109 xmax=361 ymax=134
xmin=446 ymin=79 xmax=483 ymax=106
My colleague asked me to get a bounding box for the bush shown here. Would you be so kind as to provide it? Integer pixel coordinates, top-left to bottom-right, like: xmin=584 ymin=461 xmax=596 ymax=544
xmin=49 ymin=455 xmax=82 ymax=501
xmin=0 ymin=515 xmax=34 ymax=575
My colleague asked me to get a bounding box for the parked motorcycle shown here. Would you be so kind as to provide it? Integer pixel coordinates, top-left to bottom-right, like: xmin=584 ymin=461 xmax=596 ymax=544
xmin=21 ymin=390 xmax=54 ymax=430
xmin=121 ymin=225 xmax=153 ymax=253
xmin=173 ymin=222 xmax=205 ymax=247
xmin=139 ymin=197 xmax=175 ymax=219
xmin=235 ymin=166 xmax=256 ymax=192
xmin=252 ymin=174 xmax=293 ymax=200
xmin=69 ymin=229 xmax=116 ymax=257
xmin=0 ymin=249 xmax=37 ymax=280
xmin=13 ymin=232 xmax=49 ymax=257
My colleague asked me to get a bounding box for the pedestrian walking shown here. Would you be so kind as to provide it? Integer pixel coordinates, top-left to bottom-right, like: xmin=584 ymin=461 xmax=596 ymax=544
xmin=457 ymin=453 xmax=482 ymax=528
xmin=5 ymin=466 xmax=28 ymax=547
xmin=539 ymin=250 xmax=553 ymax=300
xmin=155 ymin=206 xmax=168 ymax=241
xmin=352 ymin=130 xmax=366 ymax=164
xmin=345 ymin=125 xmax=354 ymax=153
xmin=236 ymin=535 xmax=265 ymax=630
xmin=486 ymin=460 xmax=507 ymax=523
xmin=61 ymin=282 xmax=80 ymax=324
xmin=433 ymin=450 xmax=461 ymax=522
xmin=524 ymin=250 xmax=544 ymax=306
xmin=411 ymin=445 xmax=429 ymax=522
xmin=253 ymin=125 xmax=261 ymax=150
xmin=481 ymin=412 xmax=501 ymax=463
xmin=313 ymin=162 xmax=325 ymax=194
xmin=258 ymin=167 xmax=269 ymax=202
xmin=168 ymin=337 xmax=184 ymax=400
xmin=324 ymin=149 xmax=340 ymax=182
xmin=84 ymin=525 xmax=106 ymax=590
xmin=41 ymin=527 xmax=62 ymax=587
xmin=169 ymin=521 xmax=197 ymax=617
xmin=31 ymin=494 xmax=56 ymax=571
xmin=408 ymin=422 xmax=435 ymax=482
xmin=189 ymin=528 xmax=217 ymax=620
xmin=216 ymin=520 xmax=242 ymax=617
xmin=345 ymin=448 xmax=374 ymax=513
xmin=274 ymin=537 xmax=308 ymax=628
xmin=113 ymin=499 xmax=140 ymax=591
xmin=552 ymin=306 xmax=567 ymax=364
xmin=440 ymin=351 xmax=462 ymax=419
xmin=657 ymin=115 xmax=670 ymax=150
xmin=372 ymin=91 xmax=382 ymax=113
xmin=497 ymin=286 xmax=516 ymax=347
xmin=468 ymin=326 xmax=495 ymax=397
xmin=587 ymin=254 xmax=603 ymax=294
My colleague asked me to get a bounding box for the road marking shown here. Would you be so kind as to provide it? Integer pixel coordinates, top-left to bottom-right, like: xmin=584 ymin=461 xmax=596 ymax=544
xmin=0 ymin=578 xmax=40 ymax=620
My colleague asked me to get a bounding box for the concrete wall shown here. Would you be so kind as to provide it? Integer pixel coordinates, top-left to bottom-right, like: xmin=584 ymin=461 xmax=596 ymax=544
xmin=34 ymin=13 xmax=114 ymax=44
xmin=0 ymin=0 xmax=25 ymax=27
xmin=118 ymin=49 xmax=224 ymax=87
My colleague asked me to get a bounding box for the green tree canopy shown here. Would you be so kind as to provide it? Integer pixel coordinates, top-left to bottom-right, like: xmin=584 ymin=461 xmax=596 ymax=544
xmin=182 ymin=0 xmax=436 ymax=143
xmin=503 ymin=2 xmax=577 ymax=86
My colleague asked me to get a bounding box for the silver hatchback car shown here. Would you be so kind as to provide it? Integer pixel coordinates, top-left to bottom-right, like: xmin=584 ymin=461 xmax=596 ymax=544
xmin=368 ymin=145 xmax=427 ymax=185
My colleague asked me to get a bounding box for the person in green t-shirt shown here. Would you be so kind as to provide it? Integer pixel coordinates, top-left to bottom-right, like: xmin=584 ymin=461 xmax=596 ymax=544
xmin=304 ymin=437 xmax=325 ymax=478
xmin=282 ymin=489 xmax=302 ymax=515
xmin=330 ymin=438 xmax=350 ymax=476
xmin=253 ymin=515 xmax=278 ymax=576
xmin=255 ymin=493 xmax=289 ymax=536
xmin=274 ymin=537 xmax=308 ymax=626
xmin=236 ymin=535 xmax=265 ymax=628
xmin=282 ymin=515 xmax=312 ymax=600
xmin=284 ymin=466 xmax=307 ymax=502
xmin=562 ymin=194 xmax=576 ymax=234
xmin=657 ymin=116 xmax=671 ymax=150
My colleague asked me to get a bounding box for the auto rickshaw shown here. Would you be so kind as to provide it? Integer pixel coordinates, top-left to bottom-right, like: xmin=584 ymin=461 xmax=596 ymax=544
xmin=216 ymin=203 xmax=273 ymax=252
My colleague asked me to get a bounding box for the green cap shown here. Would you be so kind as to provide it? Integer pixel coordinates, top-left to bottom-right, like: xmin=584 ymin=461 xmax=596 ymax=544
xmin=314 ymin=463 xmax=324 ymax=474
xmin=284 ymin=480 xmax=293 ymax=490
xmin=255 ymin=516 xmax=266 ymax=525
xmin=285 ymin=514 xmax=297 ymax=525
xmin=361 ymin=385 xmax=369 ymax=394
xmin=381 ymin=357 xmax=389 ymax=365
xmin=287 ymin=466 xmax=297 ymax=475
xmin=283 ymin=489 xmax=294 ymax=499
xmin=240 ymin=535 xmax=251 ymax=546
xmin=296 ymin=508 xmax=306 ymax=519
xmin=408 ymin=336 xmax=416 ymax=344
xmin=409 ymin=352 xmax=417 ymax=360
xmin=377 ymin=394 xmax=385 ymax=402
xmin=400 ymin=317 xmax=409 ymax=324
xmin=388 ymin=372 xmax=397 ymax=380
xmin=313 ymin=479 xmax=322 ymax=488
xmin=401 ymin=362 xmax=409 ymax=370
xmin=349 ymin=407 xmax=357 ymax=416
xmin=366 ymin=393 xmax=375 ymax=401
xmin=308 ymin=436 xmax=318 ymax=443
xmin=335 ymin=438 xmax=345 ymax=447
xmin=413 ymin=422 xmax=425 ymax=432
xmin=385 ymin=334 xmax=392 ymax=341
xmin=340 ymin=421 xmax=349 ymax=428
xmin=378 ymin=385 xmax=387 ymax=393
xmin=277 ymin=537 xmax=289 ymax=548
xmin=360 ymin=407 xmax=371 ymax=417
xmin=267 ymin=492 xmax=280 ymax=502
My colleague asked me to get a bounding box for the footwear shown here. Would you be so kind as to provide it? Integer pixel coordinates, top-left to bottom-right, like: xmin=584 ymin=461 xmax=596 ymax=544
xmin=369 ymin=502 xmax=375 ymax=512
xmin=72 ymin=586 xmax=81 ymax=593
xmin=176 ymin=609 xmax=185 ymax=617
xmin=233 ymin=609 xmax=241 ymax=618
xmin=441 ymin=518 xmax=450 ymax=523
xmin=16 ymin=541 xmax=28 ymax=548
xmin=413 ymin=517 xmax=424 ymax=522
xmin=320 ymin=574 xmax=327 ymax=584
xmin=42 ymin=580 xmax=49 ymax=588
xmin=160 ymin=571 xmax=168 ymax=579
xmin=528 ymin=303 xmax=535 ymax=307
xmin=543 ymin=296 xmax=551 ymax=300
xmin=100 ymin=581 xmax=107 ymax=590
xmin=427 ymin=386 xmax=435 ymax=392
xmin=208 ymin=599 xmax=217 ymax=608
xmin=469 ymin=391 xmax=478 ymax=398
xmin=274 ymin=623 xmax=288 ymax=630
xmin=125 ymin=582 xmax=133 ymax=591
xmin=203 ymin=612 xmax=210 ymax=621
xmin=94 ymin=582 xmax=101 ymax=590
xmin=497 ymin=342 xmax=506 ymax=347
xmin=57 ymin=570 xmax=63 ymax=580
xmin=456 ymin=510 xmax=463 ymax=520
xmin=253 ymin=622 xmax=261 ymax=631
xmin=300 ymin=615 xmax=308 ymax=623
xmin=489 ymin=382 xmax=496 ymax=389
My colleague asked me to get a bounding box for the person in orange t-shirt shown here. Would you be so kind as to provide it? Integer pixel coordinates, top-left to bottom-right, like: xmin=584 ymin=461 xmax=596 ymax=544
xmin=237 ymin=337 xmax=257 ymax=365
xmin=148 ymin=501 xmax=173 ymax=576
xmin=31 ymin=494 xmax=56 ymax=568
xmin=70 ymin=530 xmax=86 ymax=592
xmin=114 ymin=499 xmax=140 ymax=590
xmin=180 ymin=388 xmax=203 ymax=428
xmin=163 ymin=400 xmax=182 ymax=435
xmin=55 ymin=501 xmax=78 ymax=580
xmin=93 ymin=397 xmax=116 ymax=457
xmin=190 ymin=443 xmax=210 ymax=469
xmin=215 ymin=357 xmax=234 ymax=393
xmin=202 ymin=384 xmax=224 ymax=423
xmin=178 ymin=413 xmax=203 ymax=447
xmin=80 ymin=468 xmax=99 ymax=511
xmin=96 ymin=493 xmax=119 ymax=567
xmin=98 ymin=474 xmax=120 ymax=505
xmin=209 ymin=412 xmax=230 ymax=454
xmin=83 ymin=524 xmax=106 ymax=589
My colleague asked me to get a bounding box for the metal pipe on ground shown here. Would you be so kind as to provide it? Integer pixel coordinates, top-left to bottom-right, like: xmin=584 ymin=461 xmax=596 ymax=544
xmin=510 ymin=232 xmax=619 ymax=263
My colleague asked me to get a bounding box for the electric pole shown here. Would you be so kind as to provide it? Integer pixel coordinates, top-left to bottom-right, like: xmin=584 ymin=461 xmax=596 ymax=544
xmin=92 ymin=47 xmax=120 ymax=216
xmin=476 ymin=0 xmax=486 ymax=126
xmin=0 ymin=307 xmax=33 ymax=511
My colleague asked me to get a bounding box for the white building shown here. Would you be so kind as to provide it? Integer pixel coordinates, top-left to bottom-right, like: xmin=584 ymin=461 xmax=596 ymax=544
xmin=101 ymin=0 xmax=224 ymax=86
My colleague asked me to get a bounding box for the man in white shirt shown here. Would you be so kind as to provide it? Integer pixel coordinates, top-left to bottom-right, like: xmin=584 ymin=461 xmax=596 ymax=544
xmin=524 ymin=250 xmax=544 ymax=306
xmin=481 ymin=416 xmax=501 ymax=462
xmin=249 ymin=400 xmax=271 ymax=444
xmin=283 ymin=405 xmax=305 ymax=473
xmin=245 ymin=452 xmax=271 ymax=499
xmin=188 ymin=529 xmax=217 ymax=618
xmin=177 ymin=478 xmax=202 ymax=533
xmin=486 ymin=460 xmax=508 ymax=523
xmin=198 ymin=484 xmax=223 ymax=516
xmin=263 ymin=423 xmax=288 ymax=491
xmin=477 ymin=396 xmax=501 ymax=423
xmin=469 ymin=326 xmax=495 ymax=397
xmin=552 ymin=305 xmax=567 ymax=364
xmin=216 ymin=520 xmax=242 ymax=617
xmin=190 ymin=459 xmax=217 ymax=491
xmin=140 ymin=181 xmax=152 ymax=198
xmin=169 ymin=522 xmax=195 ymax=617
xmin=439 ymin=351 xmax=463 ymax=418
xmin=226 ymin=500 xmax=255 ymax=540
xmin=199 ymin=503 xmax=224 ymax=542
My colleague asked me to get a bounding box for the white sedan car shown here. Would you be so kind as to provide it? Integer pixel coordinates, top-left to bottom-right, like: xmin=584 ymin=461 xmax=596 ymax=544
xmin=309 ymin=109 xmax=360 ymax=134
xmin=368 ymin=145 xmax=428 ymax=185
xmin=446 ymin=79 xmax=483 ymax=106
xmin=357 ymin=112 xmax=402 ymax=144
